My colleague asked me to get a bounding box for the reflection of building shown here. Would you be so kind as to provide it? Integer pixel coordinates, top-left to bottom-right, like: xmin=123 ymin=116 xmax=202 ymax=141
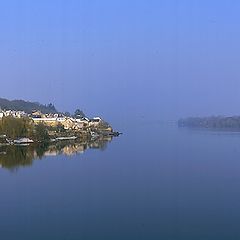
xmin=62 ymin=144 xmax=85 ymax=155
xmin=0 ymin=136 xmax=114 ymax=170
xmin=42 ymin=150 xmax=58 ymax=157
xmin=37 ymin=143 xmax=88 ymax=157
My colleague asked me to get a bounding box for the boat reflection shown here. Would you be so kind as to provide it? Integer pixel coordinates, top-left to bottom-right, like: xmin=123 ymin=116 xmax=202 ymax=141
xmin=0 ymin=136 xmax=113 ymax=170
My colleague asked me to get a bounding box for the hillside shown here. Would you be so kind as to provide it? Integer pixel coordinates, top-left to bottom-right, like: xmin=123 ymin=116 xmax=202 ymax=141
xmin=0 ymin=98 xmax=57 ymax=113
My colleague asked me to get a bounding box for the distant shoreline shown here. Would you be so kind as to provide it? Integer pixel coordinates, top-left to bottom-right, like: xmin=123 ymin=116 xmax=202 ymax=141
xmin=178 ymin=116 xmax=240 ymax=130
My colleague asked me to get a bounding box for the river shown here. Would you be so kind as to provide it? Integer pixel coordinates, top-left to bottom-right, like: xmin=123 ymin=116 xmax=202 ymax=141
xmin=1 ymin=121 xmax=240 ymax=239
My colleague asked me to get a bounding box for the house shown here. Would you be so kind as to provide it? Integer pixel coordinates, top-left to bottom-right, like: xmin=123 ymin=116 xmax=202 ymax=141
xmin=89 ymin=117 xmax=102 ymax=127
xmin=32 ymin=116 xmax=83 ymax=130
xmin=32 ymin=117 xmax=58 ymax=126
xmin=31 ymin=110 xmax=43 ymax=118
xmin=93 ymin=117 xmax=102 ymax=121
xmin=73 ymin=122 xmax=84 ymax=130
xmin=75 ymin=117 xmax=90 ymax=127
xmin=16 ymin=111 xmax=27 ymax=118
xmin=60 ymin=118 xmax=75 ymax=130
xmin=0 ymin=111 xmax=4 ymax=118
xmin=56 ymin=117 xmax=66 ymax=123
xmin=4 ymin=110 xmax=13 ymax=117
xmin=0 ymin=110 xmax=27 ymax=118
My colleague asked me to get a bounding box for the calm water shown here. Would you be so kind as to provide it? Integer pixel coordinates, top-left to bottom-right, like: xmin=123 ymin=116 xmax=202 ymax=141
xmin=1 ymin=122 xmax=240 ymax=240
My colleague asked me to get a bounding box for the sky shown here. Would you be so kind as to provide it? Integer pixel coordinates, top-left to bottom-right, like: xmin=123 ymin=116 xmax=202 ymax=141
xmin=1 ymin=0 xmax=240 ymax=123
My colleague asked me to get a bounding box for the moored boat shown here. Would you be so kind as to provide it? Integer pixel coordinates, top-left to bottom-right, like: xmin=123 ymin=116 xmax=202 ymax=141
xmin=55 ymin=136 xmax=77 ymax=141
xmin=13 ymin=138 xmax=34 ymax=144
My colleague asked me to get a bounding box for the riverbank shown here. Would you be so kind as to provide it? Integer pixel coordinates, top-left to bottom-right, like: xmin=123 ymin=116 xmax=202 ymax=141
xmin=0 ymin=107 xmax=121 ymax=146
xmin=0 ymin=129 xmax=121 ymax=146
xmin=178 ymin=116 xmax=240 ymax=130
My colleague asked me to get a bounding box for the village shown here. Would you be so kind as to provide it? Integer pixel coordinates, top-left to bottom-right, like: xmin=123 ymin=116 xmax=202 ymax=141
xmin=0 ymin=109 xmax=119 ymax=145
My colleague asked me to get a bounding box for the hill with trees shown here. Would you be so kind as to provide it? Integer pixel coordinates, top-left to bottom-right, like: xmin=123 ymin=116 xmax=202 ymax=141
xmin=178 ymin=116 xmax=240 ymax=129
xmin=0 ymin=98 xmax=57 ymax=113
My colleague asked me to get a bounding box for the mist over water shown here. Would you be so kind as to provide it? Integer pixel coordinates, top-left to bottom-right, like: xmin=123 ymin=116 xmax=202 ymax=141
xmin=1 ymin=1 xmax=240 ymax=239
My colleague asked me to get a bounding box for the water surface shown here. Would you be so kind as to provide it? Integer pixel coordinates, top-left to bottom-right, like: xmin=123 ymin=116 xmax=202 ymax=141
xmin=1 ymin=122 xmax=240 ymax=240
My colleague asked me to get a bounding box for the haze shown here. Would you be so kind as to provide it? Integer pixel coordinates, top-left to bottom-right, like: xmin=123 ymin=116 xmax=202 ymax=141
xmin=1 ymin=0 xmax=240 ymax=123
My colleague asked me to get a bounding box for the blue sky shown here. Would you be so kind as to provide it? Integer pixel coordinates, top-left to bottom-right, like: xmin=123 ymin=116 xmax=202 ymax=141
xmin=1 ymin=0 xmax=240 ymax=122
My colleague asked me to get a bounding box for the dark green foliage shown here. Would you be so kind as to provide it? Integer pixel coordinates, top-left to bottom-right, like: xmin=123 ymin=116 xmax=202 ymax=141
xmin=0 ymin=144 xmax=50 ymax=170
xmin=64 ymin=112 xmax=71 ymax=117
xmin=33 ymin=123 xmax=50 ymax=142
xmin=0 ymin=116 xmax=33 ymax=139
xmin=35 ymin=143 xmax=50 ymax=159
xmin=98 ymin=120 xmax=111 ymax=129
xmin=46 ymin=103 xmax=56 ymax=112
xmin=74 ymin=109 xmax=86 ymax=118
xmin=56 ymin=123 xmax=66 ymax=133
xmin=0 ymin=117 xmax=50 ymax=141
xmin=0 ymin=98 xmax=58 ymax=113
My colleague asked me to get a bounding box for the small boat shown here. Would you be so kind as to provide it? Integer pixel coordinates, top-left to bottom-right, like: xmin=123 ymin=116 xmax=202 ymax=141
xmin=103 ymin=131 xmax=122 ymax=137
xmin=13 ymin=138 xmax=34 ymax=144
xmin=14 ymin=143 xmax=30 ymax=146
xmin=55 ymin=136 xmax=77 ymax=141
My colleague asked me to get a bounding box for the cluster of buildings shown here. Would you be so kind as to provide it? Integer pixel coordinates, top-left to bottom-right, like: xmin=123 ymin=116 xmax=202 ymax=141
xmin=0 ymin=110 xmax=27 ymax=119
xmin=0 ymin=109 xmax=105 ymax=131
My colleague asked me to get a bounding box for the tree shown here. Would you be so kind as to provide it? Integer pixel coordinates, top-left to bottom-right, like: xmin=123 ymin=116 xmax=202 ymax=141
xmin=56 ymin=123 xmax=66 ymax=133
xmin=0 ymin=116 xmax=33 ymax=139
xmin=46 ymin=103 xmax=57 ymax=112
xmin=74 ymin=109 xmax=86 ymax=118
xmin=34 ymin=123 xmax=50 ymax=142
xmin=64 ymin=112 xmax=71 ymax=117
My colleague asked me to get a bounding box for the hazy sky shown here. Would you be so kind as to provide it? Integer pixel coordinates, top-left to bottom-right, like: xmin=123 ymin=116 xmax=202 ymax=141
xmin=1 ymin=0 xmax=240 ymax=122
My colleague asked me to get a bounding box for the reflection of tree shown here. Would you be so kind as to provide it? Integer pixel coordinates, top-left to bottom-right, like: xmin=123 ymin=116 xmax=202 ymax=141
xmin=0 ymin=146 xmax=35 ymax=170
xmin=35 ymin=143 xmax=50 ymax=159
xmin=0 ymin=136 xmax=113 ymax=170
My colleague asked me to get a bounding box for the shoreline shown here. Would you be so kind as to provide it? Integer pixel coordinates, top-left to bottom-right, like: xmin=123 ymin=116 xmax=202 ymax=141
xmin=0 ymin=131 xmax=122 ymax=146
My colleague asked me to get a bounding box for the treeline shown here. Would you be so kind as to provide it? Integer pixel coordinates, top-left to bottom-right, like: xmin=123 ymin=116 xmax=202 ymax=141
xmin=0 ymin=98 xmax=57 ymax=113
xmin=178 ymin=116 xmax=240 ymax=129
xmin=0 ymin=116 xmax=49 ymax=141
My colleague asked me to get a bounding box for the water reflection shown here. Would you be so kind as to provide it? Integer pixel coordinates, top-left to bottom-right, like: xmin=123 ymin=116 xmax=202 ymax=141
xmin=0 ymin=136 xmax=113 ymax=170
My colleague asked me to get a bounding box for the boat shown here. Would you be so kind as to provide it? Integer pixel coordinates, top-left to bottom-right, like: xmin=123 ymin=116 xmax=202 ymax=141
xmin=55 ymin=136 xmax=77 ymax=141
xmin=13 ymin=138 xmax=34 ymax=144
xmin=108 ymin=131 xmax=122 ymax=137
xmin=14 ymin=143 xmax=30 ymax=146
xmin=101 ymin=131 xmax=122 ymax=137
